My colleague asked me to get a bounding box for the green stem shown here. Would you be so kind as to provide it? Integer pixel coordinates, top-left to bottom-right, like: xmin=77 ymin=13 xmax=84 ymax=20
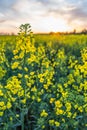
xmin=21 ymin=110 xmax=24 ymax=130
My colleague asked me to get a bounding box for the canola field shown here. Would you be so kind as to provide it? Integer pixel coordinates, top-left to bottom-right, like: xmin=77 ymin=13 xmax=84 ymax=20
xmin=0 ymin=33 xmax=87 ymax=130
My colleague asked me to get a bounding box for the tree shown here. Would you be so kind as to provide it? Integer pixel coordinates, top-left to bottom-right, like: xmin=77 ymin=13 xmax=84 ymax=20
xmin=19 ymin=23 xmax=32 ymax=36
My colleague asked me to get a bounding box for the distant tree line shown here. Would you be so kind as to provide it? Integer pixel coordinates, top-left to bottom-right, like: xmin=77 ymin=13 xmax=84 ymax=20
xmin=49 ymin=28 xmax=87 ymax=35
xmin=0 ymin=28 xmax=87 ymax=35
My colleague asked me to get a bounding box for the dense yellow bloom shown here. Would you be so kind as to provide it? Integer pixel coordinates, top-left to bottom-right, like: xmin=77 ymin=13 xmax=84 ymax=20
xmin=30 ymin=71 xmax=34 ymax=75
xmin=5 ymin=76 xmax=24 ymax=97
xmin=56 ymin=108 xmax=63 ymax=115
xmin=50 ymin=98 xmax=55 ymax=104
xmin=65 ymin=102 xmax=71 ymax=112
xmin=18 ymin=90 xmax=24 ymax=97
xmin=39 ymin=78 xmax=44 ymax=83
xmin=0 ymin=66 xmax=6 ymax=79
xmin=43 ymin=84 xmax=49 ymax=90
xmin=0 ymin=90 xmax=3 ymax=96
xmin=81 ymin=48 xmax=87 ymax=62
xmin=24 ymin=74 xmax=29 ymax=79
xmin=24 ymin=67 xmax=28 ymax=72
xmin=62 ymin=118 xmax=65 ymax=123
xmin=19 ymin=51 xmax=24 ymax=58
xmin=55 ymin=121 xmax=60 ymax=127
xmin=18 ymin=73 xmax=22 ymax=78
xmin=49 ymin=119 xmax=55 ymax=126
xmin=31 ymin=86 xmax=37 ymax=92
xmin=0 ymin=101 xmax=5 ymax=107
xmin=0 ymin=112 xmax=4 ymax=116
xmin=26 ymin=82 xmax=31 ymax=88
xmin=36 ymin=97 xmax=41 ymax=102
xmin=72 ymin=112 xmax=77 ymax=118
xmin=57 ymin=84 xmax=63 ymax=93
xmin=21 ymin=99 xmax=26 ymax=104
xmin=13 ymin=49 xmax=18 ymax=55
xmin=78 ymin=106 xmax=83 ymax=112
xmin=6 ymin=102 xmax=12 ymax=109
xmin=32 ymin=95 xmax=35 ymax=100
xmin=62 ymin=91 xmax=68 ymax=98
xmin=0 ymin=32 xmax=87 ymax=129
xmin=11 ymin=62 xmax=19 ymax=69
xmin=67 ymin=112 xmax=72 ymax=117
xmin=55 ymin=100 xmax=62 ymax=108
xmin=27 ymin=54 xmax=37 ymax=63
xmin=57 ymin=50 xmax=65 ymax=59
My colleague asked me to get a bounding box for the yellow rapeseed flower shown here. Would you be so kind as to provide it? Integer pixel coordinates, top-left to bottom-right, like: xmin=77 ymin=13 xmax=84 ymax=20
xmin=40 ymin=110 xmax=48 ymax=117
xmin=50 ymin=98 xmax=55 ymax=104
xmin=0 ymin=112 xmax=4 ymax=116
xmin=0 ymin=90 xmax=3 ymax=96
xmin=49 ymin=119 xmax=55 ymax=126
xmin=55 ymin=100 xmax=62 ymax=108
xmin=55 ymin=121 xmax=60 ymax=127
xmin=6 ymin=102 xmax=12 ymax=109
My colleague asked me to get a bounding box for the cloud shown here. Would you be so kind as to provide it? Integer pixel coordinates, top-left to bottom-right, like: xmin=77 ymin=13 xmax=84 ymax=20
xmin=41 ymin=0 xmax=87 ymax=30
xmin=0 ymin=0 xmax=87 ymax=33
xmin=0 ymin=12 xmax=7 ymax=24
xmin=0 ymin=0 xmax=18 ymax=24
xmin=0 ymin=20 xmax=6 ymax=23
xmin=0 ymin=0 xmax=17 ymax=13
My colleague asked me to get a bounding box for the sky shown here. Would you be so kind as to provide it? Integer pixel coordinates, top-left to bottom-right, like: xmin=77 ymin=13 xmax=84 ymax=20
xmin=0 ymin=0 xmax=87 ymax=33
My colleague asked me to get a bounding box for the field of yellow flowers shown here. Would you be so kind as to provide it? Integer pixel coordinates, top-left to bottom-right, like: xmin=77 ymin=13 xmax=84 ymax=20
xmin=0 ymin=29 xmax=87 ymax=129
